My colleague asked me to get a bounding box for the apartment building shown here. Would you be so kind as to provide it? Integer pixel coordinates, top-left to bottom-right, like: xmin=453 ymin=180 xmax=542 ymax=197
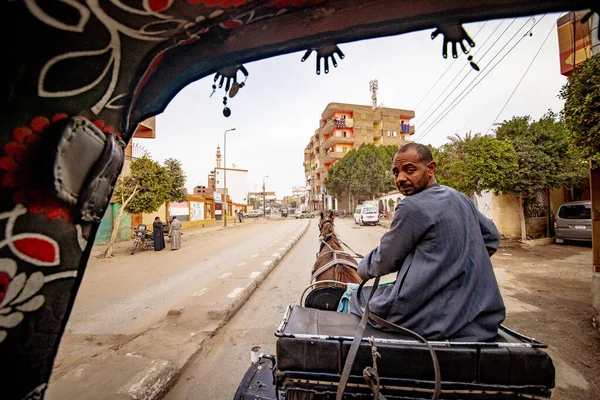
xmin=304 ymin=102 xmax=415 ymax=212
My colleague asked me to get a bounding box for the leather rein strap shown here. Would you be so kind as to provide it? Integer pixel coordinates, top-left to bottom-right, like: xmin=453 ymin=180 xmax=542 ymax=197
xmin=336 ymin=278 xmax=442 ymax=400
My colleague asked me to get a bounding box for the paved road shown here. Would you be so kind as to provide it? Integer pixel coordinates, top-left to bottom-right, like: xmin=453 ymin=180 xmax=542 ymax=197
xmin=164 ymin=217 xmax=387 ymax=400
xmin=65 ymin=219 xmax=307 ymax=336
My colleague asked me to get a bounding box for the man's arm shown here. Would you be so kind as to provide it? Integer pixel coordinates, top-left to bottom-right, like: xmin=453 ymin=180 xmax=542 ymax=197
xmin=477 ymin=210 xmax=500 ymax=257
xmin=358 ymin=201 xmax=432 ymax=280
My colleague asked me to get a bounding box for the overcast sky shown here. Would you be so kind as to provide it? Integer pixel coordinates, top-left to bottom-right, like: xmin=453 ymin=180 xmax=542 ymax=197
xmin=135 ymin=13 xmax=567 ymax=198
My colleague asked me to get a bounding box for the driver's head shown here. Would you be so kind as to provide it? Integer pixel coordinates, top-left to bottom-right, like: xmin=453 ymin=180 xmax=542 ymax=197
xmin=392 ymin=143 xmax=437 ymax=196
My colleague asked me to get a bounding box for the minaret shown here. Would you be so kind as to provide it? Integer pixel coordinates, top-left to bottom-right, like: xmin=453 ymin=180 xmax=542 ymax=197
xmin=216 ymin=144 xmax=222 ymax=168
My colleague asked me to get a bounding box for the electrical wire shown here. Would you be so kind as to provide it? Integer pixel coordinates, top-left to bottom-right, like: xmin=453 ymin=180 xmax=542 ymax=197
xmin=415 ymin=16 xmax=538 ymax=140
xmin=413 ymin=21 xmax=490 ymax=110
xmin=415 ymin=18 xmax=517 ymax=128
xmin=415 ymin=15 xmax=546 ymax=142
xmin=416 ymin=18 xmax=525 ymax=134
xmin=485 ymin=18 xmax=559 ymax=134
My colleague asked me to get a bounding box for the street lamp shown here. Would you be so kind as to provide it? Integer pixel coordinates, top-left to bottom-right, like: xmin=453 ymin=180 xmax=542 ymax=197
xmin=263 ymin=175 xmax=269 ymax=218
xmin=223 ymin=128 xmax=236 ymax=227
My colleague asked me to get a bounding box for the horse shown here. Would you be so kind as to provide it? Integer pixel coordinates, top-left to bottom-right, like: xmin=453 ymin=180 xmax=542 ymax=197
xmin=311 ymin=210 xmax=362 ymax=287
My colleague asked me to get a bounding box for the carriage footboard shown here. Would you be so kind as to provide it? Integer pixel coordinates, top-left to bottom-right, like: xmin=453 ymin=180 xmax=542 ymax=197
xmin=234 ymin=356 xmax=277 ymax=400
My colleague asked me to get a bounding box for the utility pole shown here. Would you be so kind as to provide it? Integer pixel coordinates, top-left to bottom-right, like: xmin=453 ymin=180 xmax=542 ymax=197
xmin=263 ymin=175 xmax=269 ymax=218
xmin=223 ymin=128 xmax=236 ymax=227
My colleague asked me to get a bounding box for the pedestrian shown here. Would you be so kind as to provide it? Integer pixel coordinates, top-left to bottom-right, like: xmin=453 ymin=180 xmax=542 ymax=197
xmin=238 ymin=210 xmax=243 ymax=223
xmin=169 ymin=216 xmax=182 ymax=250
xmin=152 ymin=217 xmax=165 ymax=251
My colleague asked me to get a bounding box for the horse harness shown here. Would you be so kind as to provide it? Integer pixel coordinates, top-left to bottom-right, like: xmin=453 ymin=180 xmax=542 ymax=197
xmin=312 ymin=233 xmax=358 ymax=283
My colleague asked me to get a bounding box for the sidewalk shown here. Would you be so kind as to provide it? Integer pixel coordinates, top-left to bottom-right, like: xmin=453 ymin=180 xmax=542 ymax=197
xmin=47 ymin=219 xmax=310 ymax=400
xmin=91 ymin=217 xmax=266 ymax=260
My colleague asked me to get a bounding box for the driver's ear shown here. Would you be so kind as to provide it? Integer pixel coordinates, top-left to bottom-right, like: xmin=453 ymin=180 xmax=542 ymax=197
xmin=427 ymin=161 xmax=437 ymax=176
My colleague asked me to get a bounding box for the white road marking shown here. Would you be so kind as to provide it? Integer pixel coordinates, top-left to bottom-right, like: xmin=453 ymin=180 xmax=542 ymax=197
xmin=278 ymin=247 xmax=286 ymax=250
xmin=262 ymin=261 xmax=272 ymax=266
xmin=227 ymin=287 xmax=245 ymax=298
xmin=236 ymin=262 xmax=247 ymax=267
xmin=192 ymin=288 xmax=208 ymax=297
xmin=272 ymin=253 xmax=280 ymax=258
xmin=274 ymin=240 xmax=279 ymax=243
xmin=219 ymin=272 xmax=232 ymax=279
xmin=250 ymin=254 xmax=258 ymax=258
xmin=260 ymin=248 xmax=266 ymax=251
xmin=249 ymin=271 xmax=261 ymax=279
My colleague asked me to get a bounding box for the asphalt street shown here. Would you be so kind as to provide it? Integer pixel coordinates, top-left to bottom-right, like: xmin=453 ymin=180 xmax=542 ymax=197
xmin=164 ymin=217 xmax=387 ymax=400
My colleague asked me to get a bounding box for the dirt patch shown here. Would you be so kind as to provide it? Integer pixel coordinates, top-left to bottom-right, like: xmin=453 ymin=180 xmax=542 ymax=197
xmin=493 ymin=243 xmax=599 ymax=399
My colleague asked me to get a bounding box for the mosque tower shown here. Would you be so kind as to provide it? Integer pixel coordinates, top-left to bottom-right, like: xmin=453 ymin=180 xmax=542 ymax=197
xmin=216 ymin=144 xmax=222 ymax=168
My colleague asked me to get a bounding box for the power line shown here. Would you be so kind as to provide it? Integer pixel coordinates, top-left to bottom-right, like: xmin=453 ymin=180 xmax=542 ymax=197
xmin=415 ymin=15 xmax=546 ymax=142
xmin=416 ymin=19 xmax=515 ymax=129
xmin=416 ymin=18 xmax=523 ymax=134
xmin=416 ymin=16 xmax=537 ymax=139
xmin=485 ymin=19 xmax=557 ymax=134
xmin=413 ymin=21 xmax=489 ymax=110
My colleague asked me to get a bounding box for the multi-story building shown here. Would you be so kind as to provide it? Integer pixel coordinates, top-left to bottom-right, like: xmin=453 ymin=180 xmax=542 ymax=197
xmin=304 ymin=102 xmax=415 ymax=212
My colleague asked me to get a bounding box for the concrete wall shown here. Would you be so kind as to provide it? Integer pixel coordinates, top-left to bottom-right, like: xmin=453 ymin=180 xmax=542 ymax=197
xmin=215 ymin=168 xmax=248 ymax=205
xmin=527 ymin=217 xmax=548 ymax=238
xmin=94 ymin=203 xmax=132 ymax=245
xmin=189 ymin=200 xmax=205 ymax=221
xmin=143 ymin=203 xmax=168 ymax=225
xmin=492 ymin=194 xmax=521 ymax=239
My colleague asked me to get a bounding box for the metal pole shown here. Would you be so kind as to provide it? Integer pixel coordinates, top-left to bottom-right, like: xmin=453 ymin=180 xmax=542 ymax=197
xmin=223 ymin=128 xmax=236 ymax=227
xmin=263 ymin=175 xmax=269 ymax=219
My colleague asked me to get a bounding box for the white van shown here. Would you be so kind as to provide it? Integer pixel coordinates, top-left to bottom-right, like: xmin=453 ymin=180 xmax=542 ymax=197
xmin=354 ymin=204 xmax=379 ymax=226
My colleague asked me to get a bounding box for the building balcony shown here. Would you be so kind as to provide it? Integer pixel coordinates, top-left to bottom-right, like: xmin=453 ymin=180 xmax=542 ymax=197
xmin=321 ymin=119 xmax=335 ymax=135
xmin=321 ymin=135 xmax=356 ymax=150
xmin=322 ymin=118 xmax=355 ymax=135
xmin=323 ymin=151 xmax=345 ymax=163
xmin=403 ymin=125 xmax=415 ymax=135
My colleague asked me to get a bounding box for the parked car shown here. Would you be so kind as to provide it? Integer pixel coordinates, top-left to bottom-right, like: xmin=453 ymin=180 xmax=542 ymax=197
xmin=246 ymin=210 xmax=263 ymax=218
xmin=554 ymin=200 xmax=591 ymax=243
xmin=354 ymin=204 xmax=379 ymax=226
xmin=281 ymin=207 xmax=289 ymax=217
xmin=295 ymin=210 xmax=312 ymax=219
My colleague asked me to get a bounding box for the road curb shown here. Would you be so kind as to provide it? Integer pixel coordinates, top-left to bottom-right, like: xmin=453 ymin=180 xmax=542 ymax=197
xmin=207 ymin=220 xmax=310 ymax=321
xmin=161 ymin=219 xmax=309 ymax=399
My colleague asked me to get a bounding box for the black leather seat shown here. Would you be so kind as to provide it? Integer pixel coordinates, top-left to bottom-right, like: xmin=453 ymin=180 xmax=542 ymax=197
xmin=276 ymin=306 xmax=555 ymax=398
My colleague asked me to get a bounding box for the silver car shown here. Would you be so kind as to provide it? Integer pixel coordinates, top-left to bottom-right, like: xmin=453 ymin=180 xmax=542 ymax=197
xmin=554 ymin=200 xmax=591 ymax=243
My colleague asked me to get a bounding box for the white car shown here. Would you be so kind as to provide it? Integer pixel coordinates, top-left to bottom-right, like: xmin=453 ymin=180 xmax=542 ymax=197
xmin=354 ymin=205 xmax=379 ymax=226
xmin=246 ymin=210 xmax=263 ymax=218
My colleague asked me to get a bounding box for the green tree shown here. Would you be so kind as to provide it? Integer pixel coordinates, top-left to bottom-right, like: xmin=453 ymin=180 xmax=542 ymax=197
xmin=290 ymin=200 xmax=298 ymax=208
xmin=104 ymin=157 xmax=172 ymax=257
xmin=325 ymin=144 xmax=397 ymax=207
xmin=433 ymin=132 xmax=489 ymax=196
xmin=164 ymin=158 xmax=188 ymax=203
xmin=495 ymin=112 xmax=587 ymax=240
xmin=559 ymin=53 xmax=600 ymax=160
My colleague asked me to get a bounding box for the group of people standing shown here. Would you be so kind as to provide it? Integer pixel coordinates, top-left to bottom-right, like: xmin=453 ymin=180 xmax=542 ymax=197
xmin=152 ymin=216 xmax=182 ymax=251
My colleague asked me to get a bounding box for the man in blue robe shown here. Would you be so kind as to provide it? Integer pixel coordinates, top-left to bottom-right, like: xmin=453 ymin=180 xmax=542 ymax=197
xmin=350 ymin=143 xmax=505 ymax=341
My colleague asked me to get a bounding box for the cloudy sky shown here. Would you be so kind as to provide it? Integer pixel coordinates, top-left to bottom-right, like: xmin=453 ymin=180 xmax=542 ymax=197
xmin=135 ymin=13 xmax=567 ymax=198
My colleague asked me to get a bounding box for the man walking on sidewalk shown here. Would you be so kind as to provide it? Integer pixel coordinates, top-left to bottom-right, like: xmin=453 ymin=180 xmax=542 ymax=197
xmin=169 ymin=216 xmax=182 ymax=250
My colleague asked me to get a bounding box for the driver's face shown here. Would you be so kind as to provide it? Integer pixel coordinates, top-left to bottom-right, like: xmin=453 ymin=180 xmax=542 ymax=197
xmin=391 ymin=150 xmax=436 ymax=196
